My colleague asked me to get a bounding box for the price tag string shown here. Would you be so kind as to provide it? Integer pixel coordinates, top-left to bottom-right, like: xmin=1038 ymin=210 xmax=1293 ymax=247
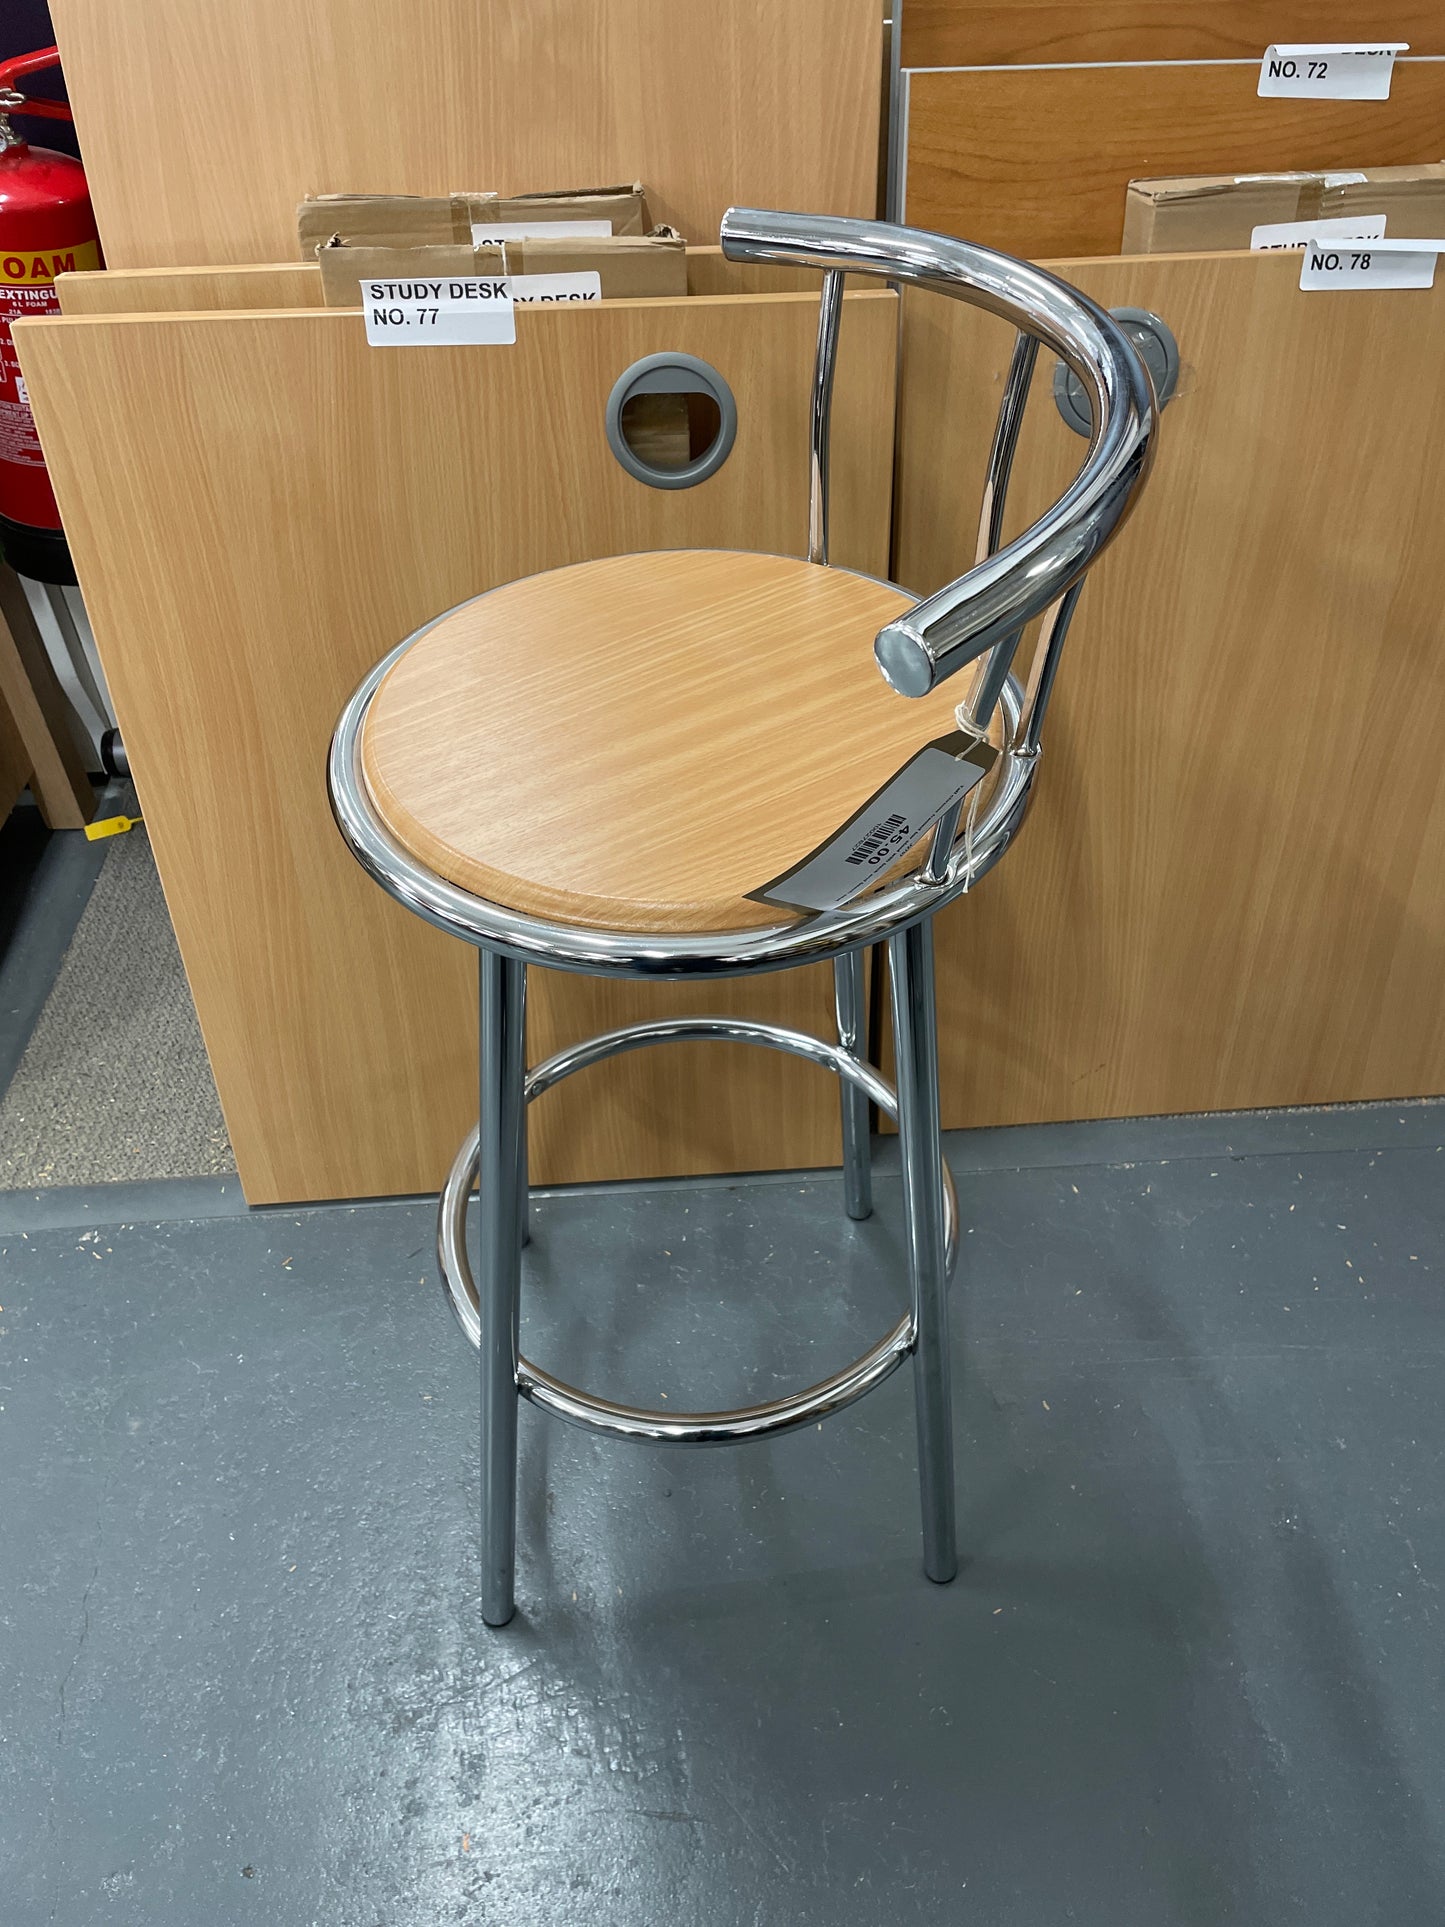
xmin=951 ymin=698 xmax=988 ymax=893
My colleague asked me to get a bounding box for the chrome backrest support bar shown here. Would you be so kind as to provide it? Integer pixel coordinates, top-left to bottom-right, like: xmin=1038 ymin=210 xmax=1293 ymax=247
xmin=977 ymin=330 xmax=1040 ymax=565
xmin=721 ymin=207 xmax=1156 ymax=701
xmin=1019 ymin=578 xmax=1084 ymax=755
xmin=809 ymin=268 xmax=845 ymax=566
xmin=957 ymin=328 xmax=1040 ymax=732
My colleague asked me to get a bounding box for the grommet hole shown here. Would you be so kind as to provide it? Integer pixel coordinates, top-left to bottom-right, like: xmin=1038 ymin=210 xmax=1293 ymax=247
xmin=605 ymin=351 xmax=738 ymax=489
xmin=617 ymin=389 xmax=724 ymax=472
xmin=1052 ymin=306 xmax=1181 ymax=437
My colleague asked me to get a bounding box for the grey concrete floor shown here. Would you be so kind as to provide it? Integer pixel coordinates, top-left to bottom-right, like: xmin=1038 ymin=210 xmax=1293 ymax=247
xmin=0 ymin=817 xmax=234 ymax=1188
xmin=0 ymin=795 xmax=235 ymax=1189
xmin=2 ymin=1101 xmax=1443 ymax=1925
xmin=3 ymin=807 xmax=1445 ymax=1923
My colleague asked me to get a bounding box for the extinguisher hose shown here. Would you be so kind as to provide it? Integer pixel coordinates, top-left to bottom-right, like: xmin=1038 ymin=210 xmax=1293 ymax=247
xmin=0 ymin=46 xmax=74 ymax=122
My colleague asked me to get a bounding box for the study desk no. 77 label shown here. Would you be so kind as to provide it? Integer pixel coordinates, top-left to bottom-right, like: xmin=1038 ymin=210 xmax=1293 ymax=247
xmin=363 ymin=278 xmax=516 ymax=346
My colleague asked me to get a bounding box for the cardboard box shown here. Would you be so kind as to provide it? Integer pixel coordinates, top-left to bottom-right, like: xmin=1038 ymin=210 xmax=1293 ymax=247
xmin=315 ymin=234 xmax=687 ymax=306
xmin=1122 ymin=163 xmax=1445 ymax=253
xmin=298 ymin=184 xmax=653 ymax=256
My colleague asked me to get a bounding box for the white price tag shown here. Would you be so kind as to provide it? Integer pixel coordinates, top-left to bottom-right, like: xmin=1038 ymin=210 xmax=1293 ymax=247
xmin=1298 ymin=235 xmax=1443 ymax=291
xmin=362 ymin=276 xmax=516 ymax=345
xmin=470 ymin=218 xmax=613 ymax=244
xmin=751 ymin=732 xmax=996 ymax=913
xmin=510 ymin=270 xmax=603 ymax=304
xmin=1252 ymin=212 xmax=1385 ymax=252
xmin=1258 ymin=42 xmax=1407 ymax=100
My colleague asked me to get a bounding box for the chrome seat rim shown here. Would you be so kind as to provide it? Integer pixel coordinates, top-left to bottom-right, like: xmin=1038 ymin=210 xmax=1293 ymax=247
xmin=328 ymin=631 xmax=1033 ymax=980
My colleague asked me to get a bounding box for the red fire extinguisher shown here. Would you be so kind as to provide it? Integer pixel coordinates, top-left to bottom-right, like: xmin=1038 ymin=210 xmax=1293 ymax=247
xmin=0 ymin=46 xmax=100 ymax=584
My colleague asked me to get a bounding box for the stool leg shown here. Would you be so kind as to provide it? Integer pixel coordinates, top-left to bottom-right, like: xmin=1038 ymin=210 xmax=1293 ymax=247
xmin=833 ymin=949 xmax=873 ymax=1221
xmin=888 ymin=916 xmax=958 ymax=1584
xmin=478 ymin=948 xmax=527 ymax=1627
xmin=517 ymin=1002 xmax=531 ymax=1252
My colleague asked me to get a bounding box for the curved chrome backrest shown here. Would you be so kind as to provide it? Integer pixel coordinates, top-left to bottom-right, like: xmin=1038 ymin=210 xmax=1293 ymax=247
xmin=720 ymin=208 xmax=1157 ymax=730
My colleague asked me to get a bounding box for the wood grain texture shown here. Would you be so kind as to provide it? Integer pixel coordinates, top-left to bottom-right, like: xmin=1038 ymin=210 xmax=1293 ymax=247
xmin=900 ymin=0 xmax=1445 ymax=67
xmin=904 ymin=60 xmax=1445 ymax=256
xmin=894 ymin=249 xmax=1445 ymax=1126
xmin=0 ymin=670 xmax=31 ymax=824
xmin=55 ymin=249 xmax=821 ymax=317
xmin=56 ymin=263 xmax=325 ymax=316
xmin=361 ymin=551 xmax=966 ymax=931
xmin=15 ymin=292 xmax=898 ymax=1203
xmin=48 ymin=0 xmax=882 ymax=269
xmin=685 ymin=250 xmax=824 ymax=298
xmin=0 ymin=566 xmax=93 ymax=829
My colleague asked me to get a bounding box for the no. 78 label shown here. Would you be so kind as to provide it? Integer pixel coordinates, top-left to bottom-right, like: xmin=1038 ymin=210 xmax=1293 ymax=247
xmin=1299 ymin=239 xmax=1441 ymax=291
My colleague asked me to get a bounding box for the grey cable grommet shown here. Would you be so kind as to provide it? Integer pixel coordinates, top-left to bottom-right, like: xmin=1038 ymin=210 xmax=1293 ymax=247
xmin=605 ymin=351 xmax=738 ymax=489
xmin=1054 ymin=308 xmax=1180 ymax=436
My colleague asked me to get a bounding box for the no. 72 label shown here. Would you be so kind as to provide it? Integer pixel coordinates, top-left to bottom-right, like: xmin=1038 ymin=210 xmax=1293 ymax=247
xmin=1258 ymin=42 xmax=1407 ymax=101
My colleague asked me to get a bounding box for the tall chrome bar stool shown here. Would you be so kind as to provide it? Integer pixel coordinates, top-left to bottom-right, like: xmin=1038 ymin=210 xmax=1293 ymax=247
xmin=329 ymin=209 xmax=1156 ymax=1627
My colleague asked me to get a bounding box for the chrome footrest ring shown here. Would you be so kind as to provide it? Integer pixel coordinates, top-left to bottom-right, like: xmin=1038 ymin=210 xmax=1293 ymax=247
xmin=436 ymin=1015 xmax=959 ymax=1445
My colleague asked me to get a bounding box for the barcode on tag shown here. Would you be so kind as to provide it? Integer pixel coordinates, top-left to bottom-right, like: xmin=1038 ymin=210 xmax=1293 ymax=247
xmin=1252 ymin=212 xmax=1385 ymax=252
xmin=362 ymin=276 xmax=516 ymax=346
xmin=470 ymin=218 xmax=613 ymax=244
xmin=751 ymin=733 xmax=997 ymax=913
xmin=1299 ymin=237 xmax=1441 ymax=291
xmin=1258 ymin=42 xmax=1407 ymax=101
xmin=847 ymin=813 xmax=908 ymax=867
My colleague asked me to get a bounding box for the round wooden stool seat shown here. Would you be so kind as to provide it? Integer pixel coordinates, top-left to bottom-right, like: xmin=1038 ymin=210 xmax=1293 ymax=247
xmin=361 ymin=549 xmax=990 ymax=934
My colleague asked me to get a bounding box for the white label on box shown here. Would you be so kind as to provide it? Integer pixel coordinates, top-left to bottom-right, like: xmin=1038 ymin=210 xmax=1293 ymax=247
xmin=363 ymin=277 xmax=516 ymax=345
xmin=1298 ymin=235 xmax=1442 ymax=290
xmin=469 ymin=218 xmax=613 ymax=244
xmin=1322 ymin=171 xmax=1370 ymax=187
xmin=1252 ymin=211 xmax=1386 ymax=252
xmin=510 ymin=270 xmax=603 ymax=304
xmin=751 ymin=733 xmax=996 ymax=913
xmin=1258 ymin=42 xmax=1407 ymax=101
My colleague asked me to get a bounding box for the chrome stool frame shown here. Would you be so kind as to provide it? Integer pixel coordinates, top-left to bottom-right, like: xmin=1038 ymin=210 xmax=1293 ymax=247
xmin=329 ymin=208 xmax=1155 ymax=1626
